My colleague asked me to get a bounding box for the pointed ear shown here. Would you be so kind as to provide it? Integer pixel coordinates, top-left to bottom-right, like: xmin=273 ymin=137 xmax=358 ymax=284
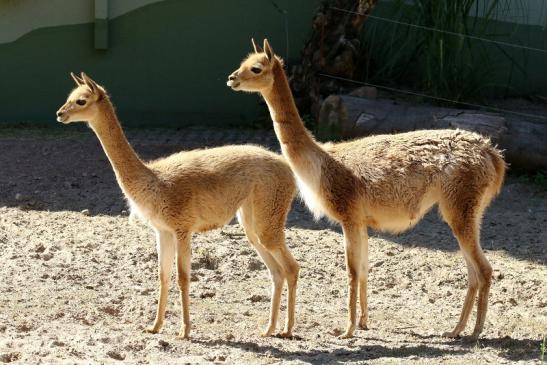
xmin=263 ymin=39 xmax=274 ymax=61
xmin=70 ymin=72 xmax=84 ymax=86
xmin=81 ymin=72 xmax=99 ymax=94
xmin=251 ymin=38 xmax=263 ymax=53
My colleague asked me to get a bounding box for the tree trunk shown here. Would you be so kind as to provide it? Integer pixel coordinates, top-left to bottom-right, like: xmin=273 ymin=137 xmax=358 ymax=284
xmin=290 ymin=0 xmax=378 ymax=117
xmin=318 ymin=94 xmax=547 ymax=170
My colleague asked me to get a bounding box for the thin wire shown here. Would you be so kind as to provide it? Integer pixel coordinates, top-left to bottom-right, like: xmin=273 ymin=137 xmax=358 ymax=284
xmin=331 ymin=6 xmax=547 ymax=55
xmin=319 ymin=73 xmax=547 ymax=121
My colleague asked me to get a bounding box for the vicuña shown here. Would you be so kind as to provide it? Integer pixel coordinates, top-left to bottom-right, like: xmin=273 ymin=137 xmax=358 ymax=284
xmin=57 ymin=72 xmax=300 ymax=339
xmin=228 ymin=39 xmax=506 ymax=339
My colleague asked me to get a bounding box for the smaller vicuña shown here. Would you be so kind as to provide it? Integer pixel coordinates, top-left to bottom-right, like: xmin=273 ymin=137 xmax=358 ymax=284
xmin=56 ymin=72 xmax=300 ymax=339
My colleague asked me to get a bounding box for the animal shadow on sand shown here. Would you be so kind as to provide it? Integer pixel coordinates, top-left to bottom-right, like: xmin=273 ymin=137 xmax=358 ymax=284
xmin=395 ymin=330 xmax=543 ymax=363
xmin=192 ymin=332 xmax=541 ymax=364
xmin=192 ymin=336 xmax=468 ymax=364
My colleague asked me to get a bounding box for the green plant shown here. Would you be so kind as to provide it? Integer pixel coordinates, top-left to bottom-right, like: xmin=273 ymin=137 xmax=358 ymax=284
xmin=361 ymin=0 xmax=528 ymax=103
xmin=532 ymin=171 xmax=547 ymax=188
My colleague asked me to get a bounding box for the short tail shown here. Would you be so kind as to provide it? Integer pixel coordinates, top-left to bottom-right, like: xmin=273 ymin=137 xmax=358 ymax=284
xmin=488 ymin=147 xmax=507 ymax=197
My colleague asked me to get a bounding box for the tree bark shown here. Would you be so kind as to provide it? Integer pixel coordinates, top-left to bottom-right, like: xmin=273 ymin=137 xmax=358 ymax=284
xmin=290 ymin=0 xmax=378 ymax=117
xmin=318 ymin=94 xmax=547 ymax=170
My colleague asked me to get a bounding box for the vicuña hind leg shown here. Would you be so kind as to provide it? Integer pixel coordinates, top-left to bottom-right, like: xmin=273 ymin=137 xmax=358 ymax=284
xmin=146 ymin=229 xmax=175 ymax=334
xmin=340 ymin=222 xmax=363 ymax=338
xmin=440 ymin=197 xmax=492 ymax=339
xmin=358 ymin=228 xmax=369 ymax=330
xmin=268 ymin=241 xmax=299 ymax=337
xmin=175 ymin=231 xmax=191 ymax=339
xmin=238 ymin=205 xmax=286 ymax=337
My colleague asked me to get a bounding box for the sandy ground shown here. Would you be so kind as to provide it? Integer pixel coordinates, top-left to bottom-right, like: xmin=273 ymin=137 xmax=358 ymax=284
xmin=0 ymin=127 xmax=545 ymax=364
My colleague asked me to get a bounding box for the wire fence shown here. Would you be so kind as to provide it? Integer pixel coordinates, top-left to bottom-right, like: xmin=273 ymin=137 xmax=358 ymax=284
xmin=317 ymin=5 xmax=547 ymax=122
xmin=331 ymin=6 xmax=547 ymax=55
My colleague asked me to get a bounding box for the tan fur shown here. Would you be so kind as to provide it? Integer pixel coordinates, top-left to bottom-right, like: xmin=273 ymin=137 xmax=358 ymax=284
xmin=57 ymin=72 xmax=300 ymax=339
xmin=228 ymin=40 xmax=506 ymax=339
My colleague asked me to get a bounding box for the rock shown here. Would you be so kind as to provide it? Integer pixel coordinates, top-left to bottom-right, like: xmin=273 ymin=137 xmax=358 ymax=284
xmin=81 ymin=209 xmax=90 ymax=216
xmin=50 ymin=340 xmax=65 ymax=347
xmin=106 ymin=350 xmax=125 ymax=361
xmin=248 ymin=294 xmax=268 ymax=303
xmin=0 ymin=352 xmax=21 ymax=363
xmin=216 ymin=355 xmax=227 ymax=362
xmin=158 ymin=339 xmax=169 ymax=349
xmin=373 ymin=260 xmax=384 ymax=267
xmin=509 ymin=298 xmax=518 ymax=306
xmin=225 ymin=333 xmax=235 ymax=341
xmin=200 ymin=291 xmax=216 ymax=299
xmin=34 ymin=243 xmax=46 ymax=253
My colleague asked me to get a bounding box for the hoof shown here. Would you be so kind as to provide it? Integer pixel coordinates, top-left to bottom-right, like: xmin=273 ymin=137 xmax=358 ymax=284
xmin=279 ymin=331 xmax=293 ymax=338
xmin=261 ymin=330 xmax=275 ymax=337
xmin=176 ymin=334 xmax=190 ymax=340
xmin=442 ymin=331 xmax=460 ymax=338
xmin=338 ymin=330 xmax=354 ymax=339
xmin=145 ymin=327 xmax=160 ymax=334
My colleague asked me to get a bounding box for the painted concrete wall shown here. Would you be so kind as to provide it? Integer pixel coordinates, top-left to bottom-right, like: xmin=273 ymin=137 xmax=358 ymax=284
xmin=0 ymin=0 xmax=319 ymax=126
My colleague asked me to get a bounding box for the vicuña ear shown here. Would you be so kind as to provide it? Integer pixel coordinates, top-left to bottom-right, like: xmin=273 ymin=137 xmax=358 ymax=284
xmin=81 ymin=72 xmax=99 ymax=94
xmin=263 ymin=39 xmax=274 ymax=61
xmin=251 ymin=38 xmax=263 ymax=53
xmin=71 ymin=72 xmax=84 ymax=86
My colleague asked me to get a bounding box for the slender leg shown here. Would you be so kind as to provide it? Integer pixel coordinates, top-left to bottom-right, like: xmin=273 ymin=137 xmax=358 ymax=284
xmin=146 ymin=229 xmax=176 ymax=334
xmin=175 ymin=231 xmax=192 ymax=339
xmin=440 ymin=196 xmax=492 ymax=339
xmin=238 ymin=207 xmax=286 ymax=337
xmin=443 ymin=256 xmax=478 ymax=337
xmin=269 ymin=244 xmax=299 ymax=337
xmin=340 ymin=222 xmax=363 ymax=339
xmin=471 ymin=248 xmax=492 ymax=338
xmin=358 ymin=228 xmax=369 ymax=330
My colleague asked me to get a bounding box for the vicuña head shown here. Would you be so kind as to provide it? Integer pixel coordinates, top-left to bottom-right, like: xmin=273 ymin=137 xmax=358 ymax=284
xmin=56 ymin=72 xmax=107 ymax=125
xmin=227 ymin=38 xmax=282 ymax=92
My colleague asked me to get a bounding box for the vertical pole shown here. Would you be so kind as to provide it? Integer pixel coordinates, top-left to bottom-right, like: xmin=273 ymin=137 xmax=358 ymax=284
xmin=94 ymin=0 xmax=108 ymax=50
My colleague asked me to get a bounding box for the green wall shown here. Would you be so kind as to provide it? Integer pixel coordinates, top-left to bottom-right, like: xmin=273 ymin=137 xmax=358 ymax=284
xmin=0 ymin=0 xmax=319 ymax=126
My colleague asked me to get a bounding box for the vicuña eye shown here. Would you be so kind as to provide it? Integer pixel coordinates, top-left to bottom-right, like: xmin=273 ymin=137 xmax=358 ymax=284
xmin=76 ymin=99 xmax=86 ymax=106
xmin=251 ymin=66 xmax=262 ymax=74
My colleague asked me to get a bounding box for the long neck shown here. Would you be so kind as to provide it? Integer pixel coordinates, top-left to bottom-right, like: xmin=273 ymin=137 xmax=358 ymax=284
xmin=262 ymin=61 xmax=327 ymax=166
xmin=90 ymin=100 xmax=154 ymax=196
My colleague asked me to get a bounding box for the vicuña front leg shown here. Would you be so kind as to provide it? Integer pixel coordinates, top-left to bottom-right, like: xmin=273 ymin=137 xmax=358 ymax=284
xmin=175 ymin=232 xmax=192 ymax=339
xmin=146 ymin=229 xmax=175 ymax=334
xmin=340 ymin=223 xmax=363 ymax=339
